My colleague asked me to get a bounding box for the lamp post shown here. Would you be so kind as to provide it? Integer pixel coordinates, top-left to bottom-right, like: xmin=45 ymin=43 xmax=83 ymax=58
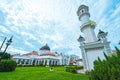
xmin=0 ymin=37 xmax=7 ymax=51
xmin=3 ymin=36 xmax=13 ymax=55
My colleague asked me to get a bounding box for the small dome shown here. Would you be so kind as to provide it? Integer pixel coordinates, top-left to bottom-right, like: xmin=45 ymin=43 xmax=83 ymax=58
xmin=40 ymin=44 xmax=50 ymax=50
xmin=78 ymin=35 xmax=85 ymax=42
xmin=77 ymin=5 xmax=89 ymax=16
xmin=98 ymin=29 xmax=105 ymax=34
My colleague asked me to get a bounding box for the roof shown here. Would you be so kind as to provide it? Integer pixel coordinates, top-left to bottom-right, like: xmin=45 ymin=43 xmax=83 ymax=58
xmin=70 ymin=60 xmax=76 ymax=64
xmin=24 ymin=51 xmax=38 ymax=55
xmin=40 ymin=44 xmax=50 ymax=50
xmin=40 ymin=51 xmax=59 ymax=56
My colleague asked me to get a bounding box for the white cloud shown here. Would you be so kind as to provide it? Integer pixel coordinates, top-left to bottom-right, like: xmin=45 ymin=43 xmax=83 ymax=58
xmin=0 ymin=25 xmax=9 ymax=33
xmin=8 ymin=47 xmax=28 ymax=54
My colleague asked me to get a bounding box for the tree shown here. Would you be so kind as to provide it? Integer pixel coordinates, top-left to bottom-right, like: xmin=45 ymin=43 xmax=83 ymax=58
xmin=89 ymin=47 xmax=120 ymax=80
xmin=0 ymin=52 xmax=11 ymax=59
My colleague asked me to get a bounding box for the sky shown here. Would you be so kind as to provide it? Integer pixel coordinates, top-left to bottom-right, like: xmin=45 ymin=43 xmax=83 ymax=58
xmin=0 ymin=0 xmax=120 ymax=57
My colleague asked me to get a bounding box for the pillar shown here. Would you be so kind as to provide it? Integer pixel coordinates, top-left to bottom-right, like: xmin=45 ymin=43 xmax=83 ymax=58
xmin=43 ymin=59 xmax=46 ymax=65
xmin=30 ymin=59 xmax=34 ymax=65
xmin=19 ymin=59 xmax=22 ymax=65
xmin=47 ymin=59 xmax=49 ymax=65
xmin=35 ymin=59 xmax=37 ymax=65
xmin=16 ymin=59 xmax=19 ymax=64
xmin=24 ymin=59 xmax=27 ymax=65
xmin=38 ymin=60 xmax=40 ymax=65
xmin=50 ymin=60 xmax=53 ymax=65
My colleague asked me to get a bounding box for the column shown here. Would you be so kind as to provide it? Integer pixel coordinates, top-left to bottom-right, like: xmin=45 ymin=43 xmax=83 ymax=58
xmin=26 ymin=59 xmax=28 ymax=65
xmin=35 ymin=60 xmax=37 ymax=65
xmin=16 ymin=59 xmax=19 ymax=64
xmin=24 ymin=59 xmax=27 ymax=65
xmin=47 ymin=59 xmax=49 ymax=65
xmin=50 ymin=60 xmax=53 ymax=65
xmin=28 ymin=59 xmax=31 ymax=65
xmin=38 ymin=60 xmax=40 ymax=65
xmin=59 ymin=59 xmax=62 ymax=65
xmin=52 ymin=60 xmax=54 ymax=65
xmin=30 ymin=59 xmax=34 ymax=65
xmin=43 ymin=59 xmax=46 ymax=65
xmin=57 ymin=60 xmax=59 ymax=65
xmin=54 ymin=60 xmax=56 ymax=65
xmin=39 ymin=60 xmax=41 ymax=65
xmin=17 ymin=59 xmax=20 ymax=64
xmin=20 ymin=59 xmax=22 ymax=64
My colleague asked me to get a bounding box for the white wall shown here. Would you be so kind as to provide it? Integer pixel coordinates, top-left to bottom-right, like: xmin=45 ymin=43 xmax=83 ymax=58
xmin=85 ymin=47 xmax=105 ymax=70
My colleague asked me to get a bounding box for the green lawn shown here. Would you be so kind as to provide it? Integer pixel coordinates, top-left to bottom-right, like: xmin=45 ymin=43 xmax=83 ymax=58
xmin=0 ymin=66 xmax=89 ymax=80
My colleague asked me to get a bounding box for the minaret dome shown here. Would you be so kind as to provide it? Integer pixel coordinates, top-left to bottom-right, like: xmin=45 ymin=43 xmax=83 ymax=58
xmin=77 ymin=5 xmax=90 ymax=24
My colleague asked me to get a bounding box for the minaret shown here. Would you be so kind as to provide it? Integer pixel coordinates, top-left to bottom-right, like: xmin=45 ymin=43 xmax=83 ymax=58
xmin=77 ymin=5 xmax=111 ymax=71
xmin=77 ymin=5 xmax=97 ymax=43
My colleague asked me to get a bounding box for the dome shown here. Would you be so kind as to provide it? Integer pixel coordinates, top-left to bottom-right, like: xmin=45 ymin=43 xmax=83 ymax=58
xmin=77 ymin=5 xmax=89 ymax=16
xmin=40 ymin=44 xmax=50 ymax=50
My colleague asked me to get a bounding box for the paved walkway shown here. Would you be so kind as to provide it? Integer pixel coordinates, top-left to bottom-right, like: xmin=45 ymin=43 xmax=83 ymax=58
xmin=77 ymin=69 xmax=85 ymax=74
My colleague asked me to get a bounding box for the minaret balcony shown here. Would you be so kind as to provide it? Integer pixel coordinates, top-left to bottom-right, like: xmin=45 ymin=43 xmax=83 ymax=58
xmin=80 ymin=22 xmax=95 ymax=31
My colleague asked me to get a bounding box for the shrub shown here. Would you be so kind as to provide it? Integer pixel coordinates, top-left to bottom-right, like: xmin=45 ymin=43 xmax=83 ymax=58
xmin=66 ymin=66 xmax=77 ymax=73
xmin=75 ymin=66 xmax=83 ymax=70
xmin=0 ymin=59 xmax=17 ymax=72
xmin=89 ymin=47 xmax=120 ymax=80
xmin=85 ymin=70 xmax=90 ymax=75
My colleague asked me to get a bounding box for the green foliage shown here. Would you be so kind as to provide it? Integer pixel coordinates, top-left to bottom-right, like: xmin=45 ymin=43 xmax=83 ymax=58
xmin=85 ymin=70 xmax=91 ymax=75
xmin=75 ymin=65 xmax=83 ymax=70
xmin=89 ymin=47 xmax=120 ymax=80
xmin=0 ymin=59 xmax=17 ymax=72
xmin=66 ymin=66 xmax=83 ymax=73
xmin=0 ymin=52 xmax=17 ymax=72
xmin=0 ymin=52 xmax=11 ymax=59
xmin=66 ymin=66 xmax=77 ymax=73
xmin=88 ymin=19 xmax=96 ymax=28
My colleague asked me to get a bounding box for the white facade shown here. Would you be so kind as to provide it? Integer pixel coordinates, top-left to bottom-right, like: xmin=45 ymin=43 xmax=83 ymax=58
xmin=12 ymin=44 xmax=70 ymax=66
xmin=77 ymin=5 xmax=111 ymax=71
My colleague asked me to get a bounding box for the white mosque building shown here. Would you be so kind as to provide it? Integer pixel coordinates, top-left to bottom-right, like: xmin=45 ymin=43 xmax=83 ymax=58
xmin=77 ymin=5 xmax=111 ymax=71
xmin=12 ymin=44 xmax=70 ymax=66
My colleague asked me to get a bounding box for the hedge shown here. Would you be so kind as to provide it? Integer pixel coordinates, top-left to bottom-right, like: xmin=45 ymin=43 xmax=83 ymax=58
xmin=0 ymin=59 xmax=17 ymax=72
xmin=66 ymin=66 xmax=83 ymax=73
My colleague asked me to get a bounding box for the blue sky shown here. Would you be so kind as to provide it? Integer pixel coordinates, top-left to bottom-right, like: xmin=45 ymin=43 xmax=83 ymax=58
xmin=0 ymin=0 xmax=120 ymax=57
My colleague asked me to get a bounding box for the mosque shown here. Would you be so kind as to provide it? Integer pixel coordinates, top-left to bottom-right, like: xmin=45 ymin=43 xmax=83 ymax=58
xmin=12 ymin=44 xmax=70 ymax=66
xmin=13 ymin=5 xmax=112 ymax=70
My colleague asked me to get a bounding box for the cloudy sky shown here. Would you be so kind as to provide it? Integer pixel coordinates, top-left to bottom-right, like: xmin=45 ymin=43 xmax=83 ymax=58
xmin=0 ymin=0 xmax=120 ymax=57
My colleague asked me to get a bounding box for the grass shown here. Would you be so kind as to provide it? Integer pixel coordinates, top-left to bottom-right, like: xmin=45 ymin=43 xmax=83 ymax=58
xmin=0 ymin=66 xmax=89 ymax=80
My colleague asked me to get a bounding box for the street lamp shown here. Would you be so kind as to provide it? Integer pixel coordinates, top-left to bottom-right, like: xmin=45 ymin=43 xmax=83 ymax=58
xmin=0 ymin=37 xmax=7 ymax=51
xmin=3 ymin=36 xmax=13 ymax=55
